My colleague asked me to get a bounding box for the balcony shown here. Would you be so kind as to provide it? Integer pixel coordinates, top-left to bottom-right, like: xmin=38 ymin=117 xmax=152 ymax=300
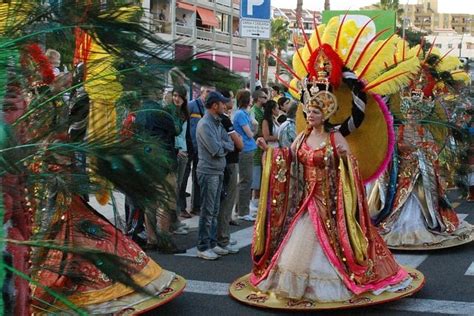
xmin=194 ymin=27 xmax=210 ymax=41
xmin=176 ymin=24 xmax=194 ymax=37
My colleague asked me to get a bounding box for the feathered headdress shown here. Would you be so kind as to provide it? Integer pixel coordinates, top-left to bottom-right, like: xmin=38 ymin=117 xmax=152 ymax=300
xmin=274 ymin=16 xmax=421 ymax=183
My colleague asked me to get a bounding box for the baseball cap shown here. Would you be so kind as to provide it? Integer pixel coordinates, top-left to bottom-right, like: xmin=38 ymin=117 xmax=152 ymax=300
xmin=205 ymin=91 xmax=230 ymax=107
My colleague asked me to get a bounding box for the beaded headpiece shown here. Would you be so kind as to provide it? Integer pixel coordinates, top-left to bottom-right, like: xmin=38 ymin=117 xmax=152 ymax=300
xmin=400 ymin=71 xmax=435 ymax=119
xmin=302 ymin=49 xmax=339 ymax=118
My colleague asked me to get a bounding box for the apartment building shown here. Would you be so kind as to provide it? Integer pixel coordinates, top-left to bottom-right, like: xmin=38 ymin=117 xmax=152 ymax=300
xmin=141 ymin=0 xmax=252 ymax=76
xmin=272 ymin=7 xmax=321 ymax=35
xmin=426 ymin=30 xmax=474 ymax=59
xmin=361 ymin=0 xmax=473 ymax=35
xmin=271 ymin=7 xmax=321 ymax=58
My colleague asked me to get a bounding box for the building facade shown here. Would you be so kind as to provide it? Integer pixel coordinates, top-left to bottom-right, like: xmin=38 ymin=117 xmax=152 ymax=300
xmin=361 ymin=0 xmax=473 ymax=35
xmin=141 ymin=0 xmax=252 ymax=76
xmin=426 ymin=30 xmax=474 ymax=59
xmin=271 ymin=6 xmax=321 ymax=58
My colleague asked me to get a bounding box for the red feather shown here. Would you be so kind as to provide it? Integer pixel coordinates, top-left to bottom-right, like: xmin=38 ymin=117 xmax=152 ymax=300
xmin=344 ymin=15 xmax=380 ymax=66
xmin=307 ymin=44 xmax=343 ymax=88
xmin=25 ymin=44 xmax=55 ymax=84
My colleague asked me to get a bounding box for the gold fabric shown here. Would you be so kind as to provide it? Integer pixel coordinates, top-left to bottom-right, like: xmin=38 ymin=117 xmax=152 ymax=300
xmin=254 ymin=147 xmax=274 ymax=256
xmin=84 ymin=39 xmax=122 ymax=141
xmin=340 ymin=157 xmax=368 ymax=264
xmin=66 ymin=260 xmax=163 ymax=307
xmin=367 ymin=182 xmax=382 ymax=218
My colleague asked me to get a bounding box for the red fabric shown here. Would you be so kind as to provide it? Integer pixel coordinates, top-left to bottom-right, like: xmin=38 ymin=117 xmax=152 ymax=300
xmin=33 ymin=196 xmax=152 ymax=307
xmin=250 ymin=139 xmax=408 ymax=293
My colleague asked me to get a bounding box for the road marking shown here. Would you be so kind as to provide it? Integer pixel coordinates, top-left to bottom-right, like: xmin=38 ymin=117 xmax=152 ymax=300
xmin=184 ymin=280 xmax=474 ymax=314
xmin=393 ymin=254 xmax=428 ymax=268
xmin=182 ymin=215 xmax=199 ymax=229
xmin=465 ymin=262 xmax=474 ymax=276
xmin=178 ymin=225 xmax=430 ymax=271
xmin=452 ymin=202 xmax=461 ymax=209
xmin=176 ymin=226 xmax=254 ymax=257
xmin=458 ymin=213 xmax=468 ymax=221
xmin=185 ymin=280 xmax=229 ymax=295
xmin=387 ymin=298 xmax=474 ymax=315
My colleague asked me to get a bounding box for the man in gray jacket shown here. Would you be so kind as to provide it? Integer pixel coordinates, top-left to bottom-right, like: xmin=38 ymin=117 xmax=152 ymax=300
xmin=196 ymin=91 xmax=235 ymax=260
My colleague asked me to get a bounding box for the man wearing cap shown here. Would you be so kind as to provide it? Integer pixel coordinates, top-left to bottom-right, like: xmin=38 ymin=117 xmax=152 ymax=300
xmin=195 ymin=91 xmax=235 ymax=260
xmin=187 ymin=85 xmax=214 ymax=215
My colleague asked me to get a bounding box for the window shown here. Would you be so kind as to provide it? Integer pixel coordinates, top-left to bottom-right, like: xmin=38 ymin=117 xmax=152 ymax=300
xmin=218 ymin=13 xmax=230 ymax=33
xmin=448 ymin=44 xmax=453 ymax=48
xmin=435 ymin=44 xmax=442 ymax=48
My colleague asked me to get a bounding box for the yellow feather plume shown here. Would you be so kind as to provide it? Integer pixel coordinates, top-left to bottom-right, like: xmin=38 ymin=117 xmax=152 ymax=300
xmin=436 ymin=56 xmax=462 ymax=73
xmin=309 ymin=24 xmax=326 ymax=50
xmin=451 ymin=71 xmax=471 ymax=85
xmin=430 ymin=48 xmax=441 ymax=57
xmin=337 ymin=20 xmax=360 ymax=56
xmin=355 ymin=35 xmax=400 ymax=82
xmin=394 ymin=39 xmax=419 ymax=63
xmin=322 ymin=16 xmax=340 ymax=48
xmin=365 ymin=57 xmax=420 ymax=96
xmin=292 ymin=47 xmax=308 ymax=78
xmin=302 ymin=24 xmax=326 ymax=63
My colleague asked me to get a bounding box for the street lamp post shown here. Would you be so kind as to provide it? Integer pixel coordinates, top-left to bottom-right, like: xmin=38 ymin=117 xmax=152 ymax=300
xmin=402 ymin=17 xmax=410 ymax=39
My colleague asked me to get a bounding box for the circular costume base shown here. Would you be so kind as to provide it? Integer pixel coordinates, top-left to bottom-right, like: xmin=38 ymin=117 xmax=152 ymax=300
xmin=388 ymin=231 xmax=474 ymax=251
xmin=121 ymin=274 xmax=186 ymax=315
xmin=229 ymin=267 xmax=424 ymax=311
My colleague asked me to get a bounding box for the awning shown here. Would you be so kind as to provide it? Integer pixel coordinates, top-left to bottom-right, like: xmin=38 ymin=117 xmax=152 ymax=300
xmin=176 ymin=2 xmax=195 ymax=11
xmin=196 ymin=7 xmax=219 ymax=27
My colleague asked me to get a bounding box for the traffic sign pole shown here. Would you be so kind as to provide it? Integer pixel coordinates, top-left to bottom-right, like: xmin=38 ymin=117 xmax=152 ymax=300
xmin=240 ymin=0 xmax=271 ymax=91
xmin=250 ymin=38 xmax=257 ymax=91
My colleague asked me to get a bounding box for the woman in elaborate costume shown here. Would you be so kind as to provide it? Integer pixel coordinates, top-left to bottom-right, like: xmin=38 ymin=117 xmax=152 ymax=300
xmin=369 ymin=51 xmax=474 ymax=250
xmin=230 ymin=16 xmax=425 ymax=310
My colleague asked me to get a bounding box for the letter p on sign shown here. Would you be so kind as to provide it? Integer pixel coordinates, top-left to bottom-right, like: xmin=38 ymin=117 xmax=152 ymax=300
xmin=247 ymin=0 xmax=264 ymax=16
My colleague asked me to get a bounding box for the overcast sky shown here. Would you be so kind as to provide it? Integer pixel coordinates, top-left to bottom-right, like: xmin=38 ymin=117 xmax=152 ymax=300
xmin=270 ymin=0 xmax=474 ymax=14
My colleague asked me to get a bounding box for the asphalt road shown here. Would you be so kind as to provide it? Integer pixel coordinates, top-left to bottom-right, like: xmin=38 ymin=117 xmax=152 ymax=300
xmin=142 ymin=190 xmax=474 ymax=316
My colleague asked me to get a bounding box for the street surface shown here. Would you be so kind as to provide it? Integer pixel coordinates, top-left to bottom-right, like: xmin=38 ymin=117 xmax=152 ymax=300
xmin=94 ymin=190 xmax=474 ymax=316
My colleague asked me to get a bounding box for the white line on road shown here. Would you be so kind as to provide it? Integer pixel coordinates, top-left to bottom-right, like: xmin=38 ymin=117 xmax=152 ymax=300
xmin=393 ymin=254 xmax=428 ymax=268
xmin=458 ymin=213 xmax=468 ymax=221
xmin=388 ymin=298 xmax=474 ymax=315
xmin=185 ymin=280 xmax=229 ymax=296
xmin=176 ymin=226 xmax=254 ymax=257
xmin=184 ymin=280 xmax=474 ymax=314
xmin=465 ymin=262 xmax=474 ymax=276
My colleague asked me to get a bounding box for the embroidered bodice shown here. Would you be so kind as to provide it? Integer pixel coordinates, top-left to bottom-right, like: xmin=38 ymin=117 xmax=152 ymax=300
xmin=297 ymin=141 xmax=330 ymax=197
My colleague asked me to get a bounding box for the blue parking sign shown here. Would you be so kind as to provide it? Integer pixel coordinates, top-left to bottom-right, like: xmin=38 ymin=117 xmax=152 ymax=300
xmin=240 ymin=0 xmax=271 ymax=20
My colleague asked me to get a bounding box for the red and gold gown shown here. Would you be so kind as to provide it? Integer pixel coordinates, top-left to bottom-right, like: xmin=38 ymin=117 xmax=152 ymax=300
xmin=251 ymin=132 xmax=411 ymax=302
xmin=374 ymin=126 xmax=473 ymax=247
xmin=31 ymin=196 xmax=175 ymax=314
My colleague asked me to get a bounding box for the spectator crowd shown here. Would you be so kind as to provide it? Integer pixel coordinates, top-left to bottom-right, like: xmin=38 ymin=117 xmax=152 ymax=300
xmin=126 ymin=83 xmax=298 ymax=260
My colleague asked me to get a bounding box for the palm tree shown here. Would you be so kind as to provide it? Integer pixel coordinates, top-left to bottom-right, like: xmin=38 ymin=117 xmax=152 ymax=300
xmin=324 ymin=0 xmax=330 ymax=10
xmin=260 ymin=18 xmax=291 ymax=86
xmin=272 ymin=19 xmax=291 ymax=82
xmin=296 ymin=0 xmax=303 ymax=21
